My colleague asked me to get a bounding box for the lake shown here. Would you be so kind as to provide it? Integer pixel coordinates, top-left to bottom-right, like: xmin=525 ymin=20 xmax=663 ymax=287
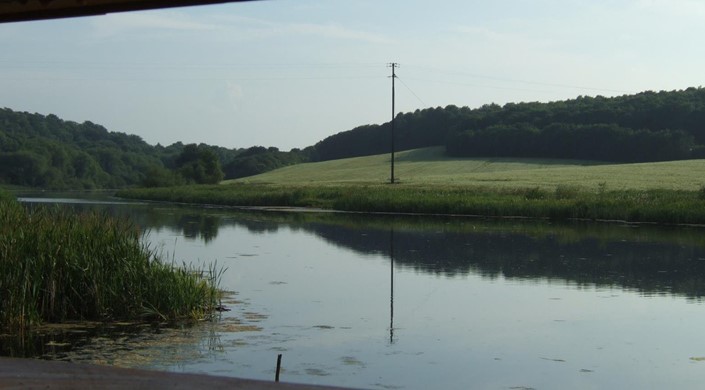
xmin=8 ymin=195 xmax=705 ymax=389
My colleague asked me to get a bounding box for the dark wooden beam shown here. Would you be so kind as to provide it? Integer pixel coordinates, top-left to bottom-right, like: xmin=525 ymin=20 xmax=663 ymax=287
xmin=0 ymin=0 xmax=256 ymax=23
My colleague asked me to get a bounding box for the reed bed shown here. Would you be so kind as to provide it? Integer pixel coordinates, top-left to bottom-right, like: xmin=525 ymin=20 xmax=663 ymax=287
xmin=0 ymin=193 xmax=221 ymax=331
xmin=118 ymin=183 xmax=705 ymax=225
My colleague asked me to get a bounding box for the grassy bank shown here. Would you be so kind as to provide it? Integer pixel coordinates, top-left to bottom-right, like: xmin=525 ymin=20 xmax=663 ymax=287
xmin=0 ymin=192 xmax=222 ymax=331
xmin=116 ymin=147 xmax=705 ymax=225
xmin=117 ymin=183 xmax=705 ymax=225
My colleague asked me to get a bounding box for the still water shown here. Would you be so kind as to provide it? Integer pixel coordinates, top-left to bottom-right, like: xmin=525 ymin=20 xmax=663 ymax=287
xmin=10 ymin=196 xmax=705 ymax=389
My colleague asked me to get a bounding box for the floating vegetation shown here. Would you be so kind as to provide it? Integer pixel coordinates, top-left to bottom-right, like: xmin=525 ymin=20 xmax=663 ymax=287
xmin=313 ymin=325 xmax=334 ymax=330
xmin=217 ymin=317 xmax=262 ymax=333
xmin=55 ymin=323 xmax=221 ymax=369
xmin=0 ymin=193 xmax=223 ymax=332
xmin=340 ymin=356 xmax=365 ymax=367
xmin=220 ymin=324 xmax=262 ymax=333
xmin=304 ymin=368 xmax=331 ymax=377
xmin=540 ymin=357 xmax=567 ymax=363
xmin=242 ymin=312 xmax=268 ymax=322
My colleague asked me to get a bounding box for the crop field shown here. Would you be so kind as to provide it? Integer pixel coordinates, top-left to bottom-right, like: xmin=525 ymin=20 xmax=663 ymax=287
xmin=226 ymin=146 xmax=705 ymax=191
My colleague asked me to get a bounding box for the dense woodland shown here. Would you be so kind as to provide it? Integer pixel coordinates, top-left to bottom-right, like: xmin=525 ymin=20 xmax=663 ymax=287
xmin=315 ymin=87 xmax=705 ymax=162
xmin=0 ymin=109 xmax=308 ymax=189
xmin=2 ymin=87 xmax=705 ymax=189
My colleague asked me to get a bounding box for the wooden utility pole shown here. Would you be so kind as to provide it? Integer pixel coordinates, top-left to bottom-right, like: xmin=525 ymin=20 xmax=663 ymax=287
xmin=388 ymin=62 xmax=398 ymax=184
xmin=389 ymin=227 xmax=395 ymax=344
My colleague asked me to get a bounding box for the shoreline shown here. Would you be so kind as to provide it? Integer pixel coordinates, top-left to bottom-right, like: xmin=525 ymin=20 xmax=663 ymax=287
xmin=0 ymin=357 xmax=350 ymax=390
xmin=115 ymin=183 xmax=705 ymax=227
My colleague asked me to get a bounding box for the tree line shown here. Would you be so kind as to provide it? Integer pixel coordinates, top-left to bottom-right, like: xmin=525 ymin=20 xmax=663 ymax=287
xmin=3 ymin=87 xmax=705 ymax=189
xmin=0 ymin=109 xmax=165 ymax=189
xmin=0 ymin=108 xmax=312 ymax=189
xmin=314 ymin=87 xmax=705 ymax=162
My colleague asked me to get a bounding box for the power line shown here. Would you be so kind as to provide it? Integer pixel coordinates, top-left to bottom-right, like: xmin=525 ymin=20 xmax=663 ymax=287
xmin=396 ymin=75 xmax=427 ymax=107
xmin=0 ymin=59 xmax=388 ymax=70
xmin=404 ymin=64 xmax=633 ymax=94
xmin=403 ymin=76 xmax=562 ymax=94
xmin=0 ymin=58 xmax=633 ymax=95
xmin=0 ymin=75 xmax=385 ymax=82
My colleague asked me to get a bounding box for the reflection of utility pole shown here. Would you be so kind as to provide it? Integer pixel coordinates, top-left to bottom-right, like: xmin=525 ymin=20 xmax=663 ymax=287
xmin=388 ymin=62 xmax=398 ymax=184
xmin=389 ymin=227 xmax=395 ymax=344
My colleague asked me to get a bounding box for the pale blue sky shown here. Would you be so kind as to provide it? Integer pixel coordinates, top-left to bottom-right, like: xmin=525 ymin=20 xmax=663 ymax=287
xmin=1 ymin=0 xmax=704 ymax=150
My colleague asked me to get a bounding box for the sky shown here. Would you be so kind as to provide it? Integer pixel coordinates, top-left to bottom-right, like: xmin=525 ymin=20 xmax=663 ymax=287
xmin=1 ymin=0 xmax=705 ymax=151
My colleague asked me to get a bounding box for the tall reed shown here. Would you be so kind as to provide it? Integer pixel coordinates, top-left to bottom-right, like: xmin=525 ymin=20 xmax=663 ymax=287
xmin=0 ymin=194 xmax=221 ymax=331
xmin=118 ymin=183 xmax=705 ymax=225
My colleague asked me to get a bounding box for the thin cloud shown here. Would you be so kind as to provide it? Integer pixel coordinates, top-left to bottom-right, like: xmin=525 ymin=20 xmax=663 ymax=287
xmin=286 ymin=22 xmax=394 ymax=44
xmin=209 ymin=13 xmax=394 ymax=44
xmin=90 ymin=11 xmax=216 ymax=38
xmin=92 ymin=10 xmax=396 ymax=45
xmin=636 ymin=0 xmax=705 ymax=18
xmin=448 ymin=25 xmax=557 ymax=50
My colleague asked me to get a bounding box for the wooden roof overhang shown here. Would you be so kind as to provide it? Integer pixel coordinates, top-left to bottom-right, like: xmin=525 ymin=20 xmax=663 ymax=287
xmin=0 ymin=0 xmax=254 ymax=23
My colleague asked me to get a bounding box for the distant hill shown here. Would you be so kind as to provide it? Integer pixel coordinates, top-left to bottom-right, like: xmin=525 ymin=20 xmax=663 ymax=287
xmin=0 ymin=108 xmax=162 ymax=189
xmin=0 ymin=108 xmax=250 ymax=189
xmin=314 ymin=87 xmax=705 ymax=163
xmin=0 ymin=108 xmax=320 ymax=189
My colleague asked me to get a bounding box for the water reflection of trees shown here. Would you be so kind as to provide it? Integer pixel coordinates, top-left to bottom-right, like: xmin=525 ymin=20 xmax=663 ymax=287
xmin=234 ymin=213 xmax=705 ymax=300
xmin=138 ymin=206 xmax=705 ymax=299
xmin=175 ymin=214 xmax=219 ymax=242
xmin=33 ymin=201 xmax=705 ymax=299
xmin=312 ymin=224 xmax=705 ymax=299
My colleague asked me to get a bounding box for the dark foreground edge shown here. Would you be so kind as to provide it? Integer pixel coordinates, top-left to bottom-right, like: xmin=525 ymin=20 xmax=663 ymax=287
xmin=0 ymin=357 xmax=353 ymax=390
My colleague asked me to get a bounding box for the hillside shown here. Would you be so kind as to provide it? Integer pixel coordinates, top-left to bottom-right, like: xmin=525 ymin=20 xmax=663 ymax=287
xmin=0 ymin=108 xmax=250 ymax=189
xmin=314 ymin=87 xmax=705 ymax=163
xmin=0 ymin=107 xmax=316 ymax=189
xmin=228 ymin=146 xmax=705 ymax=191
xmin=0 ymin=108 xmax=159 ymax=189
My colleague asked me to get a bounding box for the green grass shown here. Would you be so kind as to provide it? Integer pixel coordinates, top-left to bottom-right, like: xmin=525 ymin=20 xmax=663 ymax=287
xmin=227 ymin=146 xmax=705 ymax=191
xmin=0 ymin=194 xmax=222 ymax=332
xmin=119 ymin=147 xmax=705 ymax=225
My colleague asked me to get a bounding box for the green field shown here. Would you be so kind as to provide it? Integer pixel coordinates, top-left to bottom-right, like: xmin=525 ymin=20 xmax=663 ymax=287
xmin=227 ymin=146 xmax=705 ymax=191
xmin=120 ymin=147 xmax=705 ymax=224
